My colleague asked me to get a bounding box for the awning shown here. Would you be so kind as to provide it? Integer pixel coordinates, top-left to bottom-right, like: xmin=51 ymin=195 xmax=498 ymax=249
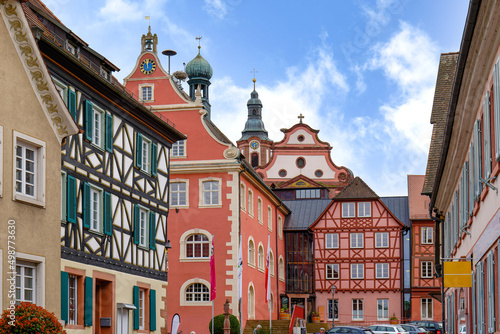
xmin=117 ymin=303 xmax=136 ymax=310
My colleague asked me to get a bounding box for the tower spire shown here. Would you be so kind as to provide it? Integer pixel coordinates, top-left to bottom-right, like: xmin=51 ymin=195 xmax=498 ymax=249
xmin=239 ymin=78 xmax=269 ymax=142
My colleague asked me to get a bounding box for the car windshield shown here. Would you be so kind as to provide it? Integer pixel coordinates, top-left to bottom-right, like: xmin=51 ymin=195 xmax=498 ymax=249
xmin=396 ymin=327 xmax=406 ymax=332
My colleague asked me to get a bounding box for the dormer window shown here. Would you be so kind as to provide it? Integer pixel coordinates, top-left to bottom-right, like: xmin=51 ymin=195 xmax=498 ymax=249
xmin=100 ymin=67 xmax=110 ymax=80
xmin=65 ymin=41 xmax=78 ymax=57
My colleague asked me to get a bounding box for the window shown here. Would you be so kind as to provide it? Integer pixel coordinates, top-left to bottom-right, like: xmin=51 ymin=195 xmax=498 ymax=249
xmin=201 ymin=180 xmax=220 ymax=206
xmin=90 ymin=187 xmax=102 ymax=232
xmin=342 ymin=202 xmax=355 ymax=218
xmin=494 ymin=58 xmax=500 ymax=161
xmin=267 ymin=206 xmax=272 ymax=231
xmin=133 ymin=285 xmax=157 ymax=331
xmin=296 ymin=189 xmax=320 ymax=199
xmin=421 ymin=261 xmax=433 ymax=278
xmin=52 ymin=76 xmax=68 ymax=105
xmin=15 ymin=142 xmax=36 ymax=198
xmin=328 ymin=299 xmax=338 ymax=320
xmin=138 ymin=208 xmax=148 ymax=247
xmin=326 ymin=233 xmax=339 ymax=249
xmin=248 ymin=190 xmax=253 ymax=215
xmin=141 ymin=86 xmax=153 ymax=101
xmin=68 ymin=276 xmax=78 ymax=324
xmin=83 ymin=183 xmax=112 ymax=235
xmin=315 ymin=169 xmax=323 ymax=177
xmin=135 ymin=132 xmax=157 ymax=175
xmin=61 ymin=270 xmax=85 ymax=327
xmin=377 ymin=299 xmax=389 ymax=320
xmin=16 ymin=262 xmax=36 ymax=303
xmin=84 ymin=101 xmax=113 ymax=152
xmin=352 ymin=299 xmax=363 ymax=320
xmin=279 ymin=257 xmax=284 ymax=281
xmin=248 ymin=285 xmax=255 ymax=318
xmin=248 ymin=239 xmax=255 ymax=266
xmin=172 ymin=140 xmax=185 ymax=157
xmin=185 ymin=283 xmax=209 ymax=302
xmin=133 ymin=205 xmax=156 ymax=249
xmin=296 ymin=157 xmax=306 ymax=168
xmin=421 ymin=298 xmax=432 ymax=319
xmin=375 ymin=232 xmax=389 ymax=248
xmin=376 ymin=263 xmax=389 ymax=279
xmin=326 ymin=264 xmax=339 ymax=279
xmin=278 ymin=216 xmax=283 ymax=239
xmin=170 ymin=182 xmax=187 ymax=206
xmin=240 ymin=184 xmax=246 ymax=211
xmin=65 ymin=40 xmax=77 ymax=56
xmin=258 ymin=245 xmax=264 ymax=270
xmin=92 ymin=106 xmax=104 ymax=148
xmin=351 ymin=264 xmax=364 ymax=279
xmin=186 ymin=234 xmax=210 ymax=258
xmin=270 ymin=252 xmax=274 ymax=276
xmin=138 ymin=288 xmax=145 ymax=329
xmin=358 ymin=202 xmax=371 ymax=217
xmin=421 ymin=227 xmax=434 ymax=244
xmin=279 ymin=169 xmax=287 ymax=177
xmin=350 ymin=233 xmax=364 ymax=248
xmin=61 ymin=172 xmax=67 ymax=221
xmin=257 ymin=198 xmax=263 ymax=223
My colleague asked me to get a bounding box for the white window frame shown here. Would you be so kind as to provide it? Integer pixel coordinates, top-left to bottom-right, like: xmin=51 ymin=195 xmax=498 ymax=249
xmin=171 ymin=139 xmax=186 ymax=157
xmin=248 ymin=189 xmax=254 ymax=216
xmin=258 ymin=243 xmax=265 ymax=271
xmin=199 ymin=178 xmax=222 ymax=207
xmin=170 ymin=180 xmax=188 ymax=207
xmin=141 ymin=136 xmax=151 ymax=174
xmin=16 ymin=262 xmax=37 ymax=304
xmin=328 ymin=299 xmax=339 ymax=320
xmin=139 ymin=83 xmax=154 ymax=102
xmin=179 ymin=229 xmax=212 ymax=262
xmin=326 ymin=233 xmax=339 ymax=249
xmin=92 ymin=105 xmax=105 ymax=149
xmin=270 ymin=251 xmax=275 ymax=277
xmin=13 ymin=131 xmax=46 ymax=207
xmin=421 ymin=261 xmax=433 ymax=278
xmin=342 ymin=202 xmax=355 ymax=218
xmin=376 ymin=263 xmax=389 ymax=279
xmin=278 ymin=256 xmax=285 ymax=281
xmin=179 ymin=278 xmax=211 ymax=306
xmin=15 ymin=253 xmax=45 ymax=307
xmin=278 ymin=216 xmax=283 ymax=240
xmin=267 ymin=206 xmax=272 ymax=231
xmin=138 ymin=288 xmax=146 ymax=329
xmin=90 ymin=186 xmax=103 ymax=233
xmin=377 ymin=299 xmax=389 ymax=320
xmin=358 ymin=202 xmax=371 ymax=217
xmin=186 ymin=234 xmax=210 ymax=258
xmin=375 ymin=232 xmax=389 ymax=248
xmin=240 ymin=183 xmax=246 ymax=211
xmin=352 ymin=299 xmax=363 ymax=320
xmin=350 ymin=233 xmax=364 ymax=248
xmin=421 ymin=298 xmax=433 ymax=319
xmin=351 ymin=263 xmax=364 ymax=279
xmin=52 ymin=76 xmax=68 ymax=105
xmin=138 ymin=207 xmax=148 ymax=247
xmin=68 ymin=274 xmax=78 ymax=325
xmin=257 ymin=197 xmax=263 ymax=224
xmin=185 ymin=283 xmax=210 ymax=303
xmin=248 ymin=238 xmax=255 ymax=267
xmin=421 ymin=227 xmax=434 ymax=244
xmin=326 ymin=264 xmax=339 ymax=279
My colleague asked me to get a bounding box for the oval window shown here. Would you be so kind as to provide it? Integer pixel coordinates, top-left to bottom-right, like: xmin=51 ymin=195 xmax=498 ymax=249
xmin=296 ymin=157 xmax=305 ymax=168
xmin=315 ymin=169 xmax=323 ymax=177
xmin=297 ymin=135 xmax=305 ymax=142
xmin=279 ymin=169 xmax=287 ymax=177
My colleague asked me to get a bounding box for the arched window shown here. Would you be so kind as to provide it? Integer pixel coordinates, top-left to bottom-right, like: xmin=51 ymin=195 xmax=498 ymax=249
xmin=248 ymin=285 xmax=255 ymax=319
xmin=270 ymin=251 xmax=274 ymax=276
xmin=279 ymin=257 xmax=284 ymax=280
xmin=248 ymin=239 xmax=255 ymax=266
xmin=240 ymin=183 xmax=246 ymax=211
xmin=267 ymin=206 xmax=272 ymax=231
xmin=278 ymin=216 xmax=283 ymax=239
xmin=185 ymin=283 xmax=210 ymax=302
xmin=251 ymin=153 xmax=258 ymax=167
xmin=248 ymin=189 xmax=253 ymax=215
xmin=186 ymin=234 xmax=210 ymax=258
xmin=258 ymin=245 xmax=264 ymax=270
xmin=257 ymin=198 xmax=263 ymax=223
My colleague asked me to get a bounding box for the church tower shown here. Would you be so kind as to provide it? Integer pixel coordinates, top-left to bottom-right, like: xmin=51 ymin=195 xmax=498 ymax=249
xmin=185 ymin=44 xmax=213 ymax=117
xmin=237 ymin=79 xmax=273 ymax=168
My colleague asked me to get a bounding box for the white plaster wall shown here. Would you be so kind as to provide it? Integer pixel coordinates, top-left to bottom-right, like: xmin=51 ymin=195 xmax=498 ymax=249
xmin=266 ymin=155 xmax=336 ymax=179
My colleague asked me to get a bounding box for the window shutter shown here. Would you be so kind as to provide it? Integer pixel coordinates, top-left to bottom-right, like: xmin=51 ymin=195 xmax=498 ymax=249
xmin=60 ymin=271 xmax=69 ymax=323
xmin=135 ymin=133 xmax=143 ymax=169
xmin=497 ymin=240 xmax=500 ymax=330
xmin=149 ymin=211 xmax=156 ymax=250
xmin=67 ymin=175 xmax=77 ymax=223
xmin=133 ymin=204 xmax=140 ymax=245
xmin=133 ymin=286 xmax=139 ymax=330
xmin=493 ymin=59 xmax=500 ymax=161
xmin=84 ymin=276 xmax=93 ymax=326
xmin=83 ymin=182 xmax=91 ymax=228
xmin=469 ymin=146 xmax=474 ymax=214
xmin=84 ymin=100 xmax=93 ymax=142
xmin=472 ymin=270 xmax=477 ymax=334
xmin=68 ymin=89 xmax=77 ymax=120
xmin=474 ymin=120 xmax=482 ymax=200
xmin=104 ymin=191 xmax=112 ymax=235
xmin=477 ymin=261 xmax=485 ymax=334
xmin=151 ymin=142 xmax=158 ymax=176
xmin=487 ymin=251 xmax=495 ymax=333
xmin=105 ymin=113 xmax=113 ymax=152
xmin=483 ymin=93 xmax=492 ymax=178
xmin=150 ymin=289 xmax=157 ymax=331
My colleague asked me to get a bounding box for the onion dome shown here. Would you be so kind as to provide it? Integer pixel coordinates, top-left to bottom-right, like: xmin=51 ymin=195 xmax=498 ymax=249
xmin=239 ymin=79 xmax=270 ymax=141
xmin=185 ymin=46 xmax=213 ymax=80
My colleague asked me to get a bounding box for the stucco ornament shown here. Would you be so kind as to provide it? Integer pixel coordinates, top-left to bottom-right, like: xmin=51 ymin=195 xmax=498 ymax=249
xmin=223 ymin=146 xmax=239 ymax=159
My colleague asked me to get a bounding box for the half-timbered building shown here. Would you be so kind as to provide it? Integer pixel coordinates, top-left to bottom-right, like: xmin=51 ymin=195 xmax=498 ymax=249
xmin=123 ymin=32 xmax=290 ymax=333
xmin=0 ymin=0 xmax=79 ymax=316
xmin=22 ymin=1 xmax=185 ymax=333
xmin=310 ymin=177 xmax=405 ymax=325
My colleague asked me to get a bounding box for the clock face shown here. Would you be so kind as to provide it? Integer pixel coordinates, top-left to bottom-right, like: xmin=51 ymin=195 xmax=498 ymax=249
xmin=140 ymin=58 xmax=156 ymax=75
xmin=250 ymin=141 xmax=259 ymax=150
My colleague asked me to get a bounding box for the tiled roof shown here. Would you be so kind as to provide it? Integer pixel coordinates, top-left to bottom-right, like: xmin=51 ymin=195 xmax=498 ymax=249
xmin=283 ymin=199 xmax=331 ymax=230
xmin=422 ymin=52 xmax=459 ymax=196
xmin=380 ymin=196 xmax=410 ymax=228
xmin=334 ymin=176 xmax=378 ymax=200
xmin=408 ymin=175 xmax=431 ymax=220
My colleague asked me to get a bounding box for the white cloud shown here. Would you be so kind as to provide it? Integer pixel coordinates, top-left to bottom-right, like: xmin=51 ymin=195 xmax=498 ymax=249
xmin=204 ymin=0 xmax=228 ymax=20
xmin=99 ymin=0 xmax=143 ymax=22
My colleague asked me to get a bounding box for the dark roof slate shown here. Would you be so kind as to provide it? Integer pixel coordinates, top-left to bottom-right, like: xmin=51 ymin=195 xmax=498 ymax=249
xmin=334 ymin=176 xmax=378 ymax=200
xmin=380 ymin=196 xmax=410 ymax=228
xmin=283 ymin=199 xmax=331 ymax=231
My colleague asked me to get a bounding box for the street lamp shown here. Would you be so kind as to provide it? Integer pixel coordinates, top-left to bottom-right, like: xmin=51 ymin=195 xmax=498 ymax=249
xmin=331 ymin=284 xmax=336 ymax=327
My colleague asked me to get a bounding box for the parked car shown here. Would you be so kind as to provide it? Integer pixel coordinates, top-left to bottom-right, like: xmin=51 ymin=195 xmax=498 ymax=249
xmin=459 ymin=324 xmax=466 ymax=334
xmin=407 ymin=321 xmax=443 ymax=334
xmin=327 ymin=326 xmax=375 ymax=334
xmin=400 ymin=324 xmax=429 ymax=334
xmin=367 ymin=325 xmax=409 ymax=334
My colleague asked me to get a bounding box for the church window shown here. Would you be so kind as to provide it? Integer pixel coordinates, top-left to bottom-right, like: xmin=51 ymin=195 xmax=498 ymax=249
xmin=297 ymin=135 xmax=305 ymax=142
xmin=342 ymin=202 xmax=355 ymax=218
xmin=358 ymin=202 xmax=371 ymax=217
xmin=252 ymin=109 xmax=257 ymax=115
xmin=279 ymin=169 xmax=287 ymax=177
xmin=172 ymin=140 xmax=186 ymax=157
xmin=315 ymin=169 xmax=323 ymax=177
xmin=251 ymin=153 xmax=259 ymax=167
xmin=186 ymin=234 xmax=210 ymax=258
xmin=296 ymin=157 xmax=306 ymax=168
xmin=278 ymin=216 xmax=283 ymax=239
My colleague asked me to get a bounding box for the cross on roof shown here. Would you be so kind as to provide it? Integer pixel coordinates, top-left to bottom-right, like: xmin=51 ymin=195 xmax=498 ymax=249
xmin=298 ymin=113 xmax=304 ymax=123
xmin=251 ymin=68 xmax=258 ymax=90
xmin=196 ymin=36 xmax=202 ymax=49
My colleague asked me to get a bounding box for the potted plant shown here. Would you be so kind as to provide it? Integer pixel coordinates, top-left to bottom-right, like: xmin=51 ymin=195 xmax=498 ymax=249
xmin=311 ymin=311 xmax=320 ymax=323
xmin=389 ymin=313 xmax=398 ymax=324
xmin=280 ymin=307 xmax=291 ymax=320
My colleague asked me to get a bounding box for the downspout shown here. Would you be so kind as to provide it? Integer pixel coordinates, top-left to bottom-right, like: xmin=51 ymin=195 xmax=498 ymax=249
xmin=401 ymin=225 xmax=410 ymax=321
xmin=237 ymin=155 xmax=245 ymax=332
xmin=275 ymin=202 xmax=282 ymax=320
xmin=429 ymin=207 xmax=445 ymax=332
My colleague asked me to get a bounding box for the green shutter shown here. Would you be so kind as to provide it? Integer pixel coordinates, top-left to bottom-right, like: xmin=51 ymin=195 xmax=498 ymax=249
xmin=68 ymin=89 xmax=77 ymax=120
xmin=151 ymin=142 xmax=158 ymax=176
xmin=67 ymin=175 xmax=77 ymax=224
xmin=105 ymin=113 xmax=113 ymax=152
xmin=83 ymin=182 xmax=91 ymax=228
xmin=150 ymin=289 xmax=156 ymax=331
xmin=134 ymin=204 xmax=140 ymax=245
xmin=136 ymin=133 xmax=143 ymax=169
xmin=84 ymin=277 xmax=93 ymax=326
xmin=104 ymin=191 xmax=112 ymax=235
xmin=483 ymin=92 xmax=492 ymax=178
xmin=84 ymin=100 xmax=93 ymax=142
xmin=133 ymin=286 xmax=139 ymax=330
xmin=149 ymin=211 xmax=156 ymax=250
xmin=60 ymin=272 xmax=69 ymax=323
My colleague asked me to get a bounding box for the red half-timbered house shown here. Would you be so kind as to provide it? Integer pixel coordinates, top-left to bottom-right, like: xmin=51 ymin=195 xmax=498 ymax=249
xmin=310 ymin=177 xmax=406 ymax=325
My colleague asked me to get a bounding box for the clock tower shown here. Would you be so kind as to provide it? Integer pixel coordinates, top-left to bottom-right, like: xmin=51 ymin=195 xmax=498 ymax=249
xmin=237 ymin=79 xmax=273 ymax=168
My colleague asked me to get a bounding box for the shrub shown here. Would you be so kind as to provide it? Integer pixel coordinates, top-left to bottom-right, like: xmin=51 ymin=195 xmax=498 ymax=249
xmin=0 ymin=302 xmax=66 ymax=333
xmin=208 ymin=313 xmax=240 ymax=334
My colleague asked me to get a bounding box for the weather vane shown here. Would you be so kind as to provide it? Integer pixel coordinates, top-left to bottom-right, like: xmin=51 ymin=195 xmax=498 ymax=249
xmin=196 ymin=36 xmax=202 ymax=49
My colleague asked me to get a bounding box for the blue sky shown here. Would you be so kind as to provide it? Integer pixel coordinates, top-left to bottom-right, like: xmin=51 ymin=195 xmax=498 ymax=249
xmin=43 ymin=0 xmax=469 ymax=196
